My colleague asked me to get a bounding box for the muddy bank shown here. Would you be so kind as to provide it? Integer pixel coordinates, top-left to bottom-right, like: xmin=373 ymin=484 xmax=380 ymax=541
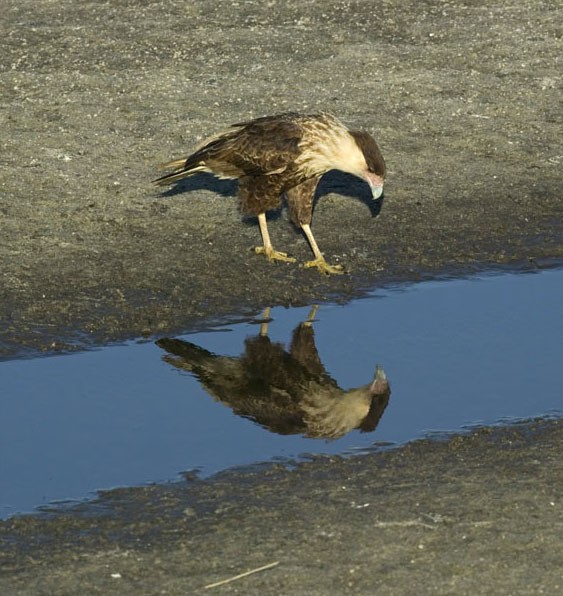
xmin=1 ymin=0 xmax=562 ymax=358
xmin=1 ymin=418 xmax=562 ymax=594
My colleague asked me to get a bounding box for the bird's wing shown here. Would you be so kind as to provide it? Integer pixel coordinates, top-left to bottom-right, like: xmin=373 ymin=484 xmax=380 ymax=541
xmin=207 ymin=116 xmax=304 ymax=177
xmin=155 ymin=114 xmax=305 ymax=184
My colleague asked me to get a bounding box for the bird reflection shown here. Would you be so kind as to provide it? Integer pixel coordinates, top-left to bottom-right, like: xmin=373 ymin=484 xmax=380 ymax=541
xmin=156 ymin=307 xmax=390 ymax=439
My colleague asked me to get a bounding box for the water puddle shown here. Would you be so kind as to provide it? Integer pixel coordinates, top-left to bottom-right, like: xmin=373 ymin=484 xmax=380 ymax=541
xmin=1 ymin=268 xmax=562 ymax=518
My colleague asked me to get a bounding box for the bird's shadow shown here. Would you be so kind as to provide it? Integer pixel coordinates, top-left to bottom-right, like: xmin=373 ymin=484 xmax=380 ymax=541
xmin=156 ymin=172 xmax=238 ymax=198
xmin=154 ymin=170 xmax=384 ymax=218
xmin=316 ymin=170 xmax=385 ymax=218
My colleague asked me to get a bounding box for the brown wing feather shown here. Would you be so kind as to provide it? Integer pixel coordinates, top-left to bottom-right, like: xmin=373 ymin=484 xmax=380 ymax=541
xmin=210 ymin=115 xmax=303 ymax=176
xmin=154 ymin=113 xmax=305 ymax=186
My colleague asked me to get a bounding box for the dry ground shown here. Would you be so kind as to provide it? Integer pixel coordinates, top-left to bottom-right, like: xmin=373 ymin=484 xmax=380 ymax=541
xmin=1 ymin=0 xmax=561 ymax=357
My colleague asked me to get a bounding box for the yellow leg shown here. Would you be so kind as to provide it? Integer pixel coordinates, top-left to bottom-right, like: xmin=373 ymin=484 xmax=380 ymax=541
xmin=303 ymin=305 xmax=319 ymax=327
xmin=301 ymin=224 xmax=344 ymax=275
xmin=259 ymin=307 xmax=271 ymax=337
xmin=254 ymin=213 xmax=296 ymax=263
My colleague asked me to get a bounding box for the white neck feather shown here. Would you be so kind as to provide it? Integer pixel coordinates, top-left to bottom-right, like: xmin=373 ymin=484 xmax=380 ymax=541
xmin=298 ymin=126 xmax=368 ymax=178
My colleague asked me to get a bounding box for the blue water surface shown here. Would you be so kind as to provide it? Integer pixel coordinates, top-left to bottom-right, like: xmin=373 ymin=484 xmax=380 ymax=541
xmin=1 ymin=268 xmax=562 ymax=518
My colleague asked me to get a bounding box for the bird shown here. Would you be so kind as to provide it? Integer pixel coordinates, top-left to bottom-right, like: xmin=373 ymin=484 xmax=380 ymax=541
xmin=154 ymin=112 xmax=386 ymax=275
xmin=157 ymin=307 xmax=391 ymax=439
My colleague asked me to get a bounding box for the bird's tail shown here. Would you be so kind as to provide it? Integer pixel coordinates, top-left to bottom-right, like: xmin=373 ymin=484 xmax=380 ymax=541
xmin=153 ymin=126 xmax=239 ymax=186
xmin=153 ymin=155 xmax=209 ymax=186
xmin=156 ymin=338 xmax=215 ymax=368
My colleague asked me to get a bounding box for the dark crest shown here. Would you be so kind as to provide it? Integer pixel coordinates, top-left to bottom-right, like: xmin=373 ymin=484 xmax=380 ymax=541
xmin=350 ymin=130 xmax=386 ymax=177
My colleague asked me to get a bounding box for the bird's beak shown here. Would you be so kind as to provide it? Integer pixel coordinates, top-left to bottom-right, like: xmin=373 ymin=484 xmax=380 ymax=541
xmin=369 ymin=366 xmax=389 ymax=395
xmin=364 ymin=172 xmax=384 ymax=200
xmin=370 ymin=183 xmax=384 ymax=200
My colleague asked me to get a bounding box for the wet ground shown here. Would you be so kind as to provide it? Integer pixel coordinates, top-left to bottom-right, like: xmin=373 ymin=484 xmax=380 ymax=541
xmin=2 ymin=418 xmax=563 ymax=594
xmin=1 ymin=271 xmax=563 ymax=595
xmin=1 ymin=0 xmax=563 ymax=592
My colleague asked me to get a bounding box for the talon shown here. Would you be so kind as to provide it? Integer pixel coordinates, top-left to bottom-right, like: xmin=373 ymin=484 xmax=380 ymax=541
xmin=303 ymin=258 xmax=345 ymax=275
xmin=254 ymin=246 xmax=296 ymax=263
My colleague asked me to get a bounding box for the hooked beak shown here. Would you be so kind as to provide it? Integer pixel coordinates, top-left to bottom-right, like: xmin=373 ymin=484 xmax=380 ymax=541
xmin=370 ymin=183 xmax=384 ymax=200
xmin=369 ymin=365 xmax=389 ymax=395
xmin=364 ymin=172 xmax=385 ymax=200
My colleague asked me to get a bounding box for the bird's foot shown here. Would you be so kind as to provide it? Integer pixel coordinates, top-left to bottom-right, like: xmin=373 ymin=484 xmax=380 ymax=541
xmin=303 ymin=258 xmax=345 ymax=275
xmin=254 ymin=246 xmax=297 ymax=263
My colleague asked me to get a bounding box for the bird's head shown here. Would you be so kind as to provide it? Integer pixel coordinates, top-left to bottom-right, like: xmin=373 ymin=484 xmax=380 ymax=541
xmin=301 ymin=365 xmax=390 ymax=439
xmin=349 ymin=130 xmax=386 ymax=200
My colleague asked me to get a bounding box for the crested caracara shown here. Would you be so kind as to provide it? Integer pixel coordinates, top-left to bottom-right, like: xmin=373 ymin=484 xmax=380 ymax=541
xmin=154 ymin=112 xmax=386 ymax=275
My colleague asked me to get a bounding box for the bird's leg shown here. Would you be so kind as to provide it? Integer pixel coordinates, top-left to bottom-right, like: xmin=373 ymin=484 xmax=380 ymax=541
xmin=303 ymin=305 xmax=319 ymax=328
xmin=300 ymin=224 xmax=344 ymax=275
xmin=259 ymin=307 xmax=271 ymax=337
xmin=254 ymin=212 xmax=296 ymax=263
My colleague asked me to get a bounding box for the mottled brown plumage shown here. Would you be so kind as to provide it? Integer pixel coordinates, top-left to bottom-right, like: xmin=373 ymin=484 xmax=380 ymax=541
xmin=154 ymin=112 xmax=386 ymax=274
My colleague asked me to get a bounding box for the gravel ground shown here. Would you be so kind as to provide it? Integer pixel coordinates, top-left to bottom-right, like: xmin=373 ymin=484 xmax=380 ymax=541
xmin=1 ymin=0 xmax=562 ymax=593
xmin=1 ymin=0 xmax=561 ymax=358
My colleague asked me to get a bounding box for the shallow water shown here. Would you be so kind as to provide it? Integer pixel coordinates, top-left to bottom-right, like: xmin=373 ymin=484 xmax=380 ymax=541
xmin=1 ymin=268 xmax=562 ymax=518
